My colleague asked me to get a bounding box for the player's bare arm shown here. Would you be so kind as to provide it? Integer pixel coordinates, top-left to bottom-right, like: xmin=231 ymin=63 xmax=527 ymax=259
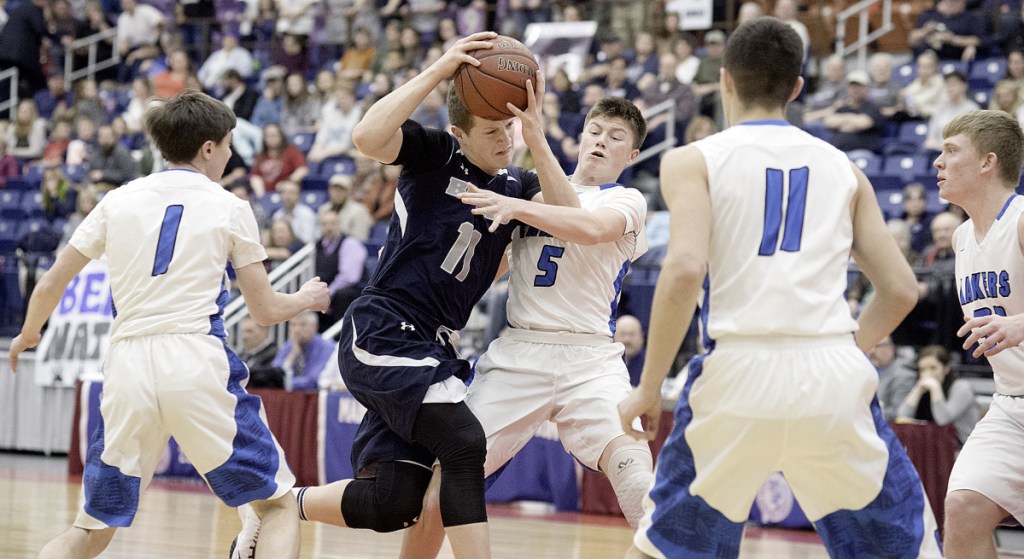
xmin=8 ymin=246 xmax=92 ymax=372
xmin=504 ymin=75 xmax=581 ymax=209
xmin=459 ymin=183 xmax=627 ymax=244
xmin=619 ymin=145 xmax=709 ymax=441
xmin=352 ymin=31 xmax=497 ymax=164
xmin=848 ymin=163 xmax=918 ymax=352
xmin=957 ymin=210 xmax=1024 ymax=357
xmin=235 ymin=262 xmax=330 ymax=325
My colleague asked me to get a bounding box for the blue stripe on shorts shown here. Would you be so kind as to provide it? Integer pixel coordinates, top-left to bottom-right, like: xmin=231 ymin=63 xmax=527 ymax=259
xmin=644 ymin=353 xmax=746 ymax=558
xmin=204 ymin=343 xmax=284 ymax=506
xmin=82 ymin=413 xmax=141 ymax=527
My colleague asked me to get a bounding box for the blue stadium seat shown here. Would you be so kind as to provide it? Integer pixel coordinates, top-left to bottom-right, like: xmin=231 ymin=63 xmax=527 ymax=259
xmin=23 ymin=165 xmax=45 ymax=182
xmin=0 ymin=190 xmax=25 ymax=220
xmin=316 ymin=156 xmax=356 ymax=179
xmin=20 ymin=191 xmax=45 ymax=220
xmin=882 ymin=154 xmax=930 ymax=180
xmin=302 ymin=191 xmax=327 ymax=209
xmin=939 ymin=60 xmax=968 ymax=77
xmin=868 ymin=175 xmax=907 ymax=194
xmin=893 ymin=63 xmax=917 ymax=87
xmin=850 ymin=153 xmax=882 ymax=176
xmin=884 ymin=121 xmax=930 ymax=155
xmin=968 ymin=58 xmax=1007 ymax=87
xmin=290 ymin=132 xmax=316 ymax=155
xmin=4 ymin=177 xmax=35 ymax=191
xmin=972 ymin=90 xmax=991 ymax=107
xmin=877 ymin=190 xmax=905 ymax=219
xmin=301 ymin=176 xmax=329 ymax=192
xmin=0 ymin=219 xmax=19 ymax=253
xmin=259 ymin=192 xmax=283 ymax=217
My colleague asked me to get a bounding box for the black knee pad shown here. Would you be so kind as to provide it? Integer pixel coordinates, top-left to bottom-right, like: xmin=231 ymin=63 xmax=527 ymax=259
xmin=341 ymin=461 xmax=433 ymax=533
xmin=413 ymin=402 xmax=488 ymax=527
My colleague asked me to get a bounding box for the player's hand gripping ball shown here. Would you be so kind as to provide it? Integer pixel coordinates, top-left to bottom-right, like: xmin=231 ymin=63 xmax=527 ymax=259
xmin=453 ymin=35 xmax=540 ymax=120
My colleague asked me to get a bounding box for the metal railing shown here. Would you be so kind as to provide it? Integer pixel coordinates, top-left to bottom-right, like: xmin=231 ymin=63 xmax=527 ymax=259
xmin=634 ymin=99 xmax=677 ymax=166
xmin=0 ymin=67 xmax=18 ymax=120
xmin=223 ymin=242 xmax=317 ymax=349
xmin=64 ymin=27 xmax=120 ymax=88
xmin=835 ymin=0 xmax=894 ymax=71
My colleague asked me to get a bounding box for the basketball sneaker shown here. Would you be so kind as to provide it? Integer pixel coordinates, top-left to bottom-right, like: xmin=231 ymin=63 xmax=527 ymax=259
xmin=228 ymin=504 xmax=260 ymax=559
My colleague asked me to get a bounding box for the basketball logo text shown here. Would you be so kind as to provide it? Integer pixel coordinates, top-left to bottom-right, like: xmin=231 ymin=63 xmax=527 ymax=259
xmin=497 ymin=57 xmax=536 ymax=79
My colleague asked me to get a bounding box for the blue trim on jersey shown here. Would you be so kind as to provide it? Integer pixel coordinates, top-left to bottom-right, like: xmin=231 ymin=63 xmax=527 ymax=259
xmin=82 ymin=413 xmax=141 ymax=527
xmin=759 ymin=169 xmax=785 ymax=255
xmin=997 ymin=194 xmax=1018 ymax=220
xmin=699 ymin=275 xmax=715 ymax=352
xmin=208 ymin=276 xmax=228 ymax=339
xmin=599 ymin=183 xmax=622 ymax=190
xmin=644 ymin=352 xmax=745 ymax=557
xmin=737 ymin=119 xmax=790 ymax=126
xmin=813 ymin=396 xmax=936 ymax=557
xmin=609 ymin=260 xmax=631 ymax=334
xmin=158 ymin=167 xmax=202 ymax=174
xmin=204 ymin=344 xmax=282 ymax=506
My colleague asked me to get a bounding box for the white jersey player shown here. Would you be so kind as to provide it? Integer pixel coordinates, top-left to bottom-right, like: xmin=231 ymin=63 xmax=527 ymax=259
xmin=619 ymin=17 xmax=941 ymax=559
xmin=936 ymin=110 xmax=1024 ymax=559
xmin=9 ymin=91 xmax=329 ymax=559
xmin=399 ymin=97 xmax=656 ymax=558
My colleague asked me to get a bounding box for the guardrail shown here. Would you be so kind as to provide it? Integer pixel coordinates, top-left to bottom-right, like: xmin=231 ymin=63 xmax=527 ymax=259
xmin=0 ymin=67 xmax=18 ymax=120
xmin=835 ymin=0 xmax=894 ymax=71
xmin=63 ymin=27 xmax=120 ymax=88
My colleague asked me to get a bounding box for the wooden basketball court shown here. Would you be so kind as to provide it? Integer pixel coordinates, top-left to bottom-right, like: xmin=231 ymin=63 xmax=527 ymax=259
xmin=3 ymin=459 xmax=1020 ymax=559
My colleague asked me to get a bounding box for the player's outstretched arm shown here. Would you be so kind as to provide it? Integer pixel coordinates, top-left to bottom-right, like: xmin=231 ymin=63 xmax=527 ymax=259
xmin=9 ymin=246 xmax=91 ymax=372
xmin=957 ymin=211 xmax=1024 ymax=357
xmin=235 ymin=262 xmax=330 ymax=326
xmin=849 ymin=164 xmax=918 ymax=353
xmin=352 ymin=32 xmax=497 ymax=164
xmin=619 ymin=146 xmax=709 ymax=440
xmin=459 ymin=184 xmax=630 ymax=244
xmin=504 ymin=75 xmax=580 ymax=210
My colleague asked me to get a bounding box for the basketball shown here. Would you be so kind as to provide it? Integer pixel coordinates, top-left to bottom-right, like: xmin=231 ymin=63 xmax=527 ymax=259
xmin=454 ymin=35 xmax=540 ymax=120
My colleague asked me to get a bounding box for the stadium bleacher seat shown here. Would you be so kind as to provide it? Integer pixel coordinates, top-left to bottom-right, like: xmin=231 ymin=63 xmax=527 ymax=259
xmin=893 ymin=63 xmax=917 ymax=87
xmin=939 ymin=60 xmax=968 ymax=77
xmin=867 ymin=175 xmax=906 ymax=194
xmin=302 ymin=176 xmax=329 ymax=192
xmin=877 ymin=190 xmax=904 ymax=219
xmin=884 ymin=121 xmax=929 ymax=155
xmin=316 ymin=156 xmax=356 ymax=179
xmin=882 ymin=154 xmax=930 ymax=181
xmin=972 ymin=90 xmax=991 ymax=107
xmin=968 ymin=58 xmax=1007 ymax=87
xmin=850 ymin=153 xmax=882 ymax=176
xmin=0 ymin=219 xmax=19 ymax=253
xmin=302 ymin=191 xmax=327 ymax=209
xmin=290 ymin=132 xmax=316 ymax=155
xmin=4 ymin=178 xmax=35 ymax=191
xmin=19 ymin=191 xmax=45 ymax=220
xmin=0 ymin=190 xmax=25 ymax=220
xmin=259 ymin=192 xmax=283 ymax=216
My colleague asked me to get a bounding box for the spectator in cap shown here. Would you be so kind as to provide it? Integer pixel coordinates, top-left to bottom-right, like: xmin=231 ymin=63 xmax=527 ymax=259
xmin=923 ymin=71 xmax=979 ymax=151
xmin=251 ymin=67 xmax=286 ymax=129
xmin=320 ymin=174 xmax=373 ymax=242
xmin=818 ymin=70 xmax=886 ymax=156
xmin=693 ymin=29 xmax=727 ymax=127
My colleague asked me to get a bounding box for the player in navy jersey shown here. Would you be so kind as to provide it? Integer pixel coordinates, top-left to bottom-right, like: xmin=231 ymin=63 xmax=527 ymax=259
xmin=231 ymin=32 xmax=582 ymax=558
xmin=934 ymin=110 xmax=1024 ymax=558
xmin=9 ymin=91 xmax=330 ymax=559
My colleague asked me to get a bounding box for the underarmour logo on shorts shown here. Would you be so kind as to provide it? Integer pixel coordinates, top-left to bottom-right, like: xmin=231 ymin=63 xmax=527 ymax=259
xmin=400 ymin=322 xmax=416 ymax=331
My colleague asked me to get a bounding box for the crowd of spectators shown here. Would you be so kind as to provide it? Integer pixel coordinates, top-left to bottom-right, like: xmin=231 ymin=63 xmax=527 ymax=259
xmin=0 ymin=0 xmax=1021 ymax=391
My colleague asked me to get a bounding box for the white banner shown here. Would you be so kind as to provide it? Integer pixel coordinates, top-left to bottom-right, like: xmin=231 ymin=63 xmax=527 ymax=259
xmin=521 ymin=21 xmax=598 ymax=83
xmin=34 ymin=259 xmax=112 ymax=387
xmin=666 ymin=0 xmax=715 ymax=31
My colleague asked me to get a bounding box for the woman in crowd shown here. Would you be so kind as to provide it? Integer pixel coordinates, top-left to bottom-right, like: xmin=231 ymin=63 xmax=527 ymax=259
xmin=263 ymin=218 xmax=305 ymax=271
xmin=250 ymin=123 xmax=308 ymax=197
xmin=897 ymin=345 xmax=979 ymax=445
xmin=7 ymin=99 xmax=46 ymax=161
xmin=39 ymin=166 xmax=78 ymax=222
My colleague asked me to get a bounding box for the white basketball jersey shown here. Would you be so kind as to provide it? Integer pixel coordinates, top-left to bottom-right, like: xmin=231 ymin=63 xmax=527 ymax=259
xmin=694 ymin=121 xmax=859 ymax=339
xmin=954 ymin=194 xmax=1024 ymax=395
xmin=70 ymin=169 xmax=267 ymax=342
xmin=505 ymin=182 xmax=647 ymax=337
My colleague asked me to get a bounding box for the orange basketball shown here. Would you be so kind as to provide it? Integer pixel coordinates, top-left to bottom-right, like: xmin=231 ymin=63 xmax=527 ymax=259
xmin=453 ymin=35 xmax=540 ymax=120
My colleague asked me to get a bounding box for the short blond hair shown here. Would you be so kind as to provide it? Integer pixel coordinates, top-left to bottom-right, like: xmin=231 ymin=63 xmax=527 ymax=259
xmin=944 ymin=109 xmax=1024 ymax=188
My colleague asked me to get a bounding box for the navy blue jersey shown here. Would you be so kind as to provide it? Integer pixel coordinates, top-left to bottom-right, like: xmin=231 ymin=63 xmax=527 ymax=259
xmin=365 ymin=120 xmax=541 ymax=329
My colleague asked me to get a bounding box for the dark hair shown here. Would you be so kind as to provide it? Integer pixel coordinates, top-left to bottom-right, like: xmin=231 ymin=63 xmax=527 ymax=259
xmin=584 ymin=97 xmax=648 ymax=149
xmin=723 ymin=17 xmax=803 ymax=110
xmin=916 ymin=344 xmax=956 ymax=394
xmin=145 ymin=90 xmax=236 ymax=164
xmin=943 ymin=70 xmax=967 ymax=83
